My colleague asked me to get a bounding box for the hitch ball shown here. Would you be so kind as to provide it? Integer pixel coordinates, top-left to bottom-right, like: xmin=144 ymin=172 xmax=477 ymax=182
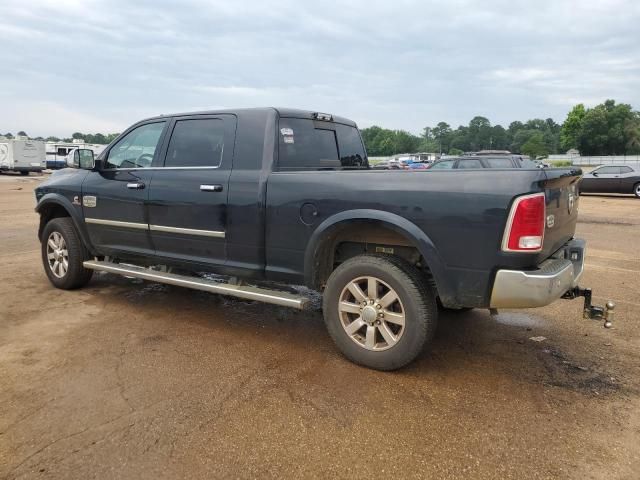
xmin=604 ymin=301 xmax=615 ymax=329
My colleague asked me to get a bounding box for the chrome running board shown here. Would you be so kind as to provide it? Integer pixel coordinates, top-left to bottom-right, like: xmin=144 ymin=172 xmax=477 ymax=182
xmin=83 ymin=260 xmax=310 ymax=310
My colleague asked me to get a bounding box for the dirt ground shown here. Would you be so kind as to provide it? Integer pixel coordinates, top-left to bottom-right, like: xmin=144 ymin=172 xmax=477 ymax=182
xmin=1 ymin=172 xmax=639 ymax=480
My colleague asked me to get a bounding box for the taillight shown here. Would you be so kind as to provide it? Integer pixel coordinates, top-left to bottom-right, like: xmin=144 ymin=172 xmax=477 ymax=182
xmin=502 ymin=192 xmax=545 ymax=252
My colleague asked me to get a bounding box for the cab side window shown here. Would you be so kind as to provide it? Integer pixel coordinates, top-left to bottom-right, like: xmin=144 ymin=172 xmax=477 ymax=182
xmin=458 ymin=159 xmax=483 ymax=169
xmin=105 ymin=122 xmax=166 ymax=169
xmin=164 ymin=119 xmax=225 ymax=168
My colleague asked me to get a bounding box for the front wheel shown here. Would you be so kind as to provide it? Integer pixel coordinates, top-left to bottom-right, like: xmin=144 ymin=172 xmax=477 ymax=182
xmin=41 ymin=217 xmax=93 ymax=289
xmin=634 ymin=183 xmax=640 ymax=199
xmin=322 ymin=254 xmax=437 ymax=371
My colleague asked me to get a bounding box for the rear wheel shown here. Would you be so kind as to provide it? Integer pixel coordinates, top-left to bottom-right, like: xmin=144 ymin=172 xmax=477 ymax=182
xmin=20 ymin=171 xmax=29 ymax=176
xmin=634 ymin=183 xmax=640 ymax=198
xmin=41 ymin=217 xmax=93 ymax=289
xmin=322 ymin=254 xmax=437 ymax=371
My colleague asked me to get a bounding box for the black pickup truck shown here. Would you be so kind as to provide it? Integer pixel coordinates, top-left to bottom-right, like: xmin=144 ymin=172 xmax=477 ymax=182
xmin=34 ymin=108 xmax=611 ymax=370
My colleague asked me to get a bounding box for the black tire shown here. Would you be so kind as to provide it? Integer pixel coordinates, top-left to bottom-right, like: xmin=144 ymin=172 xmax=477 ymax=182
xmin=41 ymin=217 xmax=93 ymax=289
xmin=322 ymin=254 xmax=437 ymax=371
xmin=441 ymin=306 xmax=473 ymax=313
xmin=20 ymin=171 xmax=29 ymax=176
xmin=634 ymin=183 xmax=640 ymax=199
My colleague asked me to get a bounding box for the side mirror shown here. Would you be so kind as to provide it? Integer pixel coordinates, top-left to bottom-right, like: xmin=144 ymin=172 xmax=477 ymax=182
xmin=592 ymin=171 xmax=598 ymax=177
xmin=70 ymin=149 xmax=95 ymax=169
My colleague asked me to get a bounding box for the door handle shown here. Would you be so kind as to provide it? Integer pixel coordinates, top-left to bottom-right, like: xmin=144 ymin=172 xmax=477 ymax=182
xmin=200 ymin=184 xmax=223 ymax=192
xmin=127 ymin=182 xmax=145 ymax=189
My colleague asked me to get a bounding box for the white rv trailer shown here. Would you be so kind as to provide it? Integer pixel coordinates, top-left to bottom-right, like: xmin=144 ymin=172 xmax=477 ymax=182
xmin=0 ymin=138 xmax=46 ymax=175
xmin=45 ymin=141 xmax=107 ymax=169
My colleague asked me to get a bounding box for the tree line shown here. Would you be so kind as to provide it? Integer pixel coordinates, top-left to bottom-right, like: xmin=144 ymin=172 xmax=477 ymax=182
xmin=1 ymin=131 xmax=120 ymax=144
xmin=4 ymin=99 xmax=640 ymax=157
xmin=361 ymin=99 xmax=640 ymax=158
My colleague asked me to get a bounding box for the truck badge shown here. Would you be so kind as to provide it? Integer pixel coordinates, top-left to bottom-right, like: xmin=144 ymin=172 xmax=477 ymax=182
xmin=546 ymin=214 xmax=555 ymax=228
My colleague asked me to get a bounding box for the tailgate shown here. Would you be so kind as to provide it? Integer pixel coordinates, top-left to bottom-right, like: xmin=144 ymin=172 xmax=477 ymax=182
xmin=540 ymin=167 xmax=582 ymax=258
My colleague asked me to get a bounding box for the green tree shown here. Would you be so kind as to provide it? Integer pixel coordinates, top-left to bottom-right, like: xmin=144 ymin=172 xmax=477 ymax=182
xmin=521 ymin=132 xmax=548 ymax=158
xmin=45 ymin=136 xmax=61 ymax=142
xmin=560 ymin=104 xmax=586 ymax=152
xmin=17 ymin=131 xmax=28 ymax=137
xmin=432 ymin=121 xmax=451 ymax=153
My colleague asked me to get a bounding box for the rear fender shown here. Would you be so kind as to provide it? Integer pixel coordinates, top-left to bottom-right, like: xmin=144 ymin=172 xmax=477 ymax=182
xmin=304 ymin=209 xmax=455 ymax=304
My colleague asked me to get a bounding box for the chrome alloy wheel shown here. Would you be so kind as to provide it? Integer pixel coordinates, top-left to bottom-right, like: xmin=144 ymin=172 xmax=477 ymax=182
xmin=635 ymin=184 xmax=640 ymax=197
xmin=338 ymin=276 xmax=406 ymax=351
xmin=46 ymin=231 xmax=69 ymax=278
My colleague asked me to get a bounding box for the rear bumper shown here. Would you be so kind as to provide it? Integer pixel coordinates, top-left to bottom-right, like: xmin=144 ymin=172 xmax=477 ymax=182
xmin=490 ymin=238 xmax=585 ymax=308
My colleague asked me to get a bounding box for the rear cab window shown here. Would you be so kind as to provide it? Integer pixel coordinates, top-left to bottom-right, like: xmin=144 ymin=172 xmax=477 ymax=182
xmin=277 ymin=117 xmax=368 ymax=171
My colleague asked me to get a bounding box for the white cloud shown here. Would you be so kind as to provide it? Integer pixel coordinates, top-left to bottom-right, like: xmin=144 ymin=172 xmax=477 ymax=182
xmin=0 ymin=0 xmax=639 ymax=135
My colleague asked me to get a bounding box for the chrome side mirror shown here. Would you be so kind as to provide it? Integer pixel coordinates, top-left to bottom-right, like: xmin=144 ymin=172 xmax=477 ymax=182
xmin=70 ymin=149 xmax=95 ymax=169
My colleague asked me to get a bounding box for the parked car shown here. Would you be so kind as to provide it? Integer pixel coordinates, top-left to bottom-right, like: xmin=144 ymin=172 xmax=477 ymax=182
xmin=427 ymin=156 xmax=537 ymax=169
xmin=372 ymin=161 xmax=391 ymax=170
xmin=407 ymin=162 xmax=428 ymax=170
xmin=579 ymin=164 xmax=640 ymax=198
xmin=35 ymin=107 xmax=602 ymax=370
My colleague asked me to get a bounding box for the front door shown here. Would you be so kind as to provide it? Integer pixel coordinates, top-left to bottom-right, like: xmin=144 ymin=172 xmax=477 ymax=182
xmin=82 ymin=121 xmax=168 ymax=256
xmin=580 ymin=166 xmax=621 ymax=193
xmin=147 ymin=115 xmax=236 ymax=266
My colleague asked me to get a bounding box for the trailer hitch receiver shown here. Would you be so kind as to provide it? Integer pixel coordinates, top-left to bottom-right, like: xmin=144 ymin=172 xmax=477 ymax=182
xmin=562 ymin=287 xmax=615 ymax=328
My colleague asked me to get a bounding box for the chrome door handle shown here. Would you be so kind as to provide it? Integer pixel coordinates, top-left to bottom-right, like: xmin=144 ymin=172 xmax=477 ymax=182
xmin=200 ymin=184 xmax=223 ymax=192
xmin=127 ymin=182 xmax=145 ymax=189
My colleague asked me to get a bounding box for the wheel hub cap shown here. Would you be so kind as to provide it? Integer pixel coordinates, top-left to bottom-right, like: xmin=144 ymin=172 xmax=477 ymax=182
xmin=338 ymin=275 xmax=406 ymax=351
xmin=362 ymin=306 xmax=377 ymax=324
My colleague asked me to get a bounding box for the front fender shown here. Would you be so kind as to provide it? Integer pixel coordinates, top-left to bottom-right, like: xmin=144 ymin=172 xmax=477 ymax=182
xmin=35 ymin=193 xmax=96 ymax=254
xmin=304 ymin=209 xmax=454 ymax=303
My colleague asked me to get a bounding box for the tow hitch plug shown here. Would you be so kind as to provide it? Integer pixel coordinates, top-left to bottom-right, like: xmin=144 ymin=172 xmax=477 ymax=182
xmin=562 ymin=287 xmax=615 ymax=328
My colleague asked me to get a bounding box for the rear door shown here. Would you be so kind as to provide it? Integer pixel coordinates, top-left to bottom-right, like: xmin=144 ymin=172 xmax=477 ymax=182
xmin=82 ymin=121 xmax=168 ymax=256
xmin=147 ymin=114 xmax=236 ymax=266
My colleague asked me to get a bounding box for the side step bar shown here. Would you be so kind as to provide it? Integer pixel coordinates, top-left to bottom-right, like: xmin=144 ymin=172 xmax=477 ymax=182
xmin=83 ymin=260 xmax=310 ymax=310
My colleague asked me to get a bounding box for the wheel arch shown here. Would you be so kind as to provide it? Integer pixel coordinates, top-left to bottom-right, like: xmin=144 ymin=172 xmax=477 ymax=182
xmin=36 ymin=194 xmax=96 ymax=254
xmin=304 ymin=209 xmax=454 ymax=303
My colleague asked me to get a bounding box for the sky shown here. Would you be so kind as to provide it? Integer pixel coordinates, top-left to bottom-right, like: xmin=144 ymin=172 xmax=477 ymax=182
xmin=1 ymin=0 xmax=639 ymax=137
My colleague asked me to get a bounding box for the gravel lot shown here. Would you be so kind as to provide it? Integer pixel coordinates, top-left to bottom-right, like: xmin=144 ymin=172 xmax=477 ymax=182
xmin=1 ymin=173 xmax=639 ymax=479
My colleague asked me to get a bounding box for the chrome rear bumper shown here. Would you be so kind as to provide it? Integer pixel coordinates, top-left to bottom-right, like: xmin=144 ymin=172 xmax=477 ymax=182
xmin=490 ymin=238 xmax=585 ymax=308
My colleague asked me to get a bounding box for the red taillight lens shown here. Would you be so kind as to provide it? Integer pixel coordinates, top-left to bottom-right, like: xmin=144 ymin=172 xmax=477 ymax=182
xmin=503 ymin=193 xmax=545 ymax=252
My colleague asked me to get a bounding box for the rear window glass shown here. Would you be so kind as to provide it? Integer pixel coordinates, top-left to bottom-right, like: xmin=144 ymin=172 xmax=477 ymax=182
xmin=619 ymin=166 xmax=633 ymax=173
xmin=164 ymin=119 xmax=224 ymax=168
xmin=335 ymin=124 xmax=367 ymax=168
xmin=485 ymin=158 xmax=514 ymax=168
xmin=278 ymin=118 xmax=367 ymax=171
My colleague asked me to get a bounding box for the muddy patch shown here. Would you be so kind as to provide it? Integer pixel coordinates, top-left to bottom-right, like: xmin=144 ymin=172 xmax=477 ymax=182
xmin=537 ymin=347 xmax=622 ymax=396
